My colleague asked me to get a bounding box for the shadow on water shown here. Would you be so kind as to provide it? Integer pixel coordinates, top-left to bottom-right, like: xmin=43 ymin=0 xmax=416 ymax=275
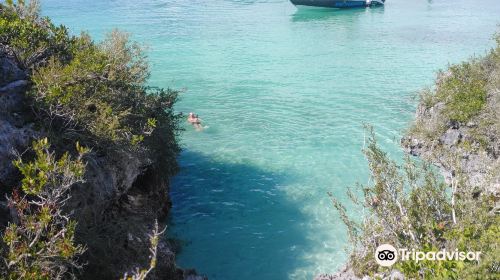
xmin=291 ymin=5 xmax=384 ymax=22
xmin=168 ymin=150 xmax=314 ymax=280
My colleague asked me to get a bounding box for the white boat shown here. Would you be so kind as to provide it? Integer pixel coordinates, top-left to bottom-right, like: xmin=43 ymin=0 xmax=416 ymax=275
xmin=290 ymin=0 xmax=385 ymax=8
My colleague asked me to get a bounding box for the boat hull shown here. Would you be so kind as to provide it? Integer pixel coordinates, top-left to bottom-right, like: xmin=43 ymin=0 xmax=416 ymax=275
xmin=291 ymin=0 xmax=383 ymax=8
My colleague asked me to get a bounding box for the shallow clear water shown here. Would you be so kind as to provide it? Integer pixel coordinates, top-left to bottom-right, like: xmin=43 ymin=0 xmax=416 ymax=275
xmin=42 ymin=0 xmax=500 ymax=279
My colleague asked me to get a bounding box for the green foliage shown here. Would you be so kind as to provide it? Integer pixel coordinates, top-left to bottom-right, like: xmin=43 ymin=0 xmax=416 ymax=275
xmin=2 ymin=138 xmax=88 ymax=279
xmin=397 ymin=34 xmax=500 ymax=278
xmin=28 ymin=32 xmax=178 ymax=148
xmin=408 ymin=34 xmax=500 ymax=150
xmin=0 ymin=1 xmax=181 ymax=175
xmin=0 ymin=1 xmax=76 ymax=69
xmin=436 ymin=62 xmax=488 ymax=123
xmin=456 ymin=215 xmax=500 ymax=279
xmin=13 ymin=138 xmax=87 ymax=195
xmin=331 ymin=128 xmax=499 ymax=279
xmin=1 ymin=3 xmax=181 ymax=279
xmin=394 ymin=214 xmax=500 ymax=279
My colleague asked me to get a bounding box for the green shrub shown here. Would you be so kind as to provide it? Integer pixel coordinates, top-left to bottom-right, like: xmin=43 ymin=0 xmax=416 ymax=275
xmin=28 ymin=28 xmax=180 ymax=152
xmin=1 ymin=1 xmax=181 ymax=175
xmin=0 ymin=1 xmax=76 ymax=69
xmin=1 ymin=139 xmax=88 ymax=279
xmin=331 ymin=128 xmax=499 ymax=279
xmin=436 ymin=61 xmax=488 ymax=123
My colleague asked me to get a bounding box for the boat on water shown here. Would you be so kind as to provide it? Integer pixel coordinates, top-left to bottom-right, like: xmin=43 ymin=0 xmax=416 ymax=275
xmin=290 ymin=0 xmax=385 ymax=8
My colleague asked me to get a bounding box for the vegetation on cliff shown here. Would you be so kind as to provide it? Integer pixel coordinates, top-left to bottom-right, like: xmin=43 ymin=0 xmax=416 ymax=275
xmin=403 ymin=36 xmax=500 ymax=179
xmin=333 ymin=36 xmax=500 ymax=279
xmin=332 ymin=129 xmax=499 ymax=279
xmin=1 ymin=0 xmax=180 ymax=173
xmin=2 ymin=138 xmax=87 ymax=279
xmin=1 ymin=1 xmax=183 ymax=279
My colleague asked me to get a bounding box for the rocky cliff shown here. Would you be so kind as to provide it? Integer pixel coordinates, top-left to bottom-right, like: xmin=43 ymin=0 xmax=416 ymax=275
xmin=0 ymin=41 xmax=204 ymax=280
xmin=402 ymin=69 xmax=500 ymax=196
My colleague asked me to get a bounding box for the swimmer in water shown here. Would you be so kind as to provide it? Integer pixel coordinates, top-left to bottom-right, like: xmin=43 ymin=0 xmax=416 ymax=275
xmin=187 ymin=112 xmax=203 ymax=131
xmin=187 ymin=112 xmax=196 ymax=123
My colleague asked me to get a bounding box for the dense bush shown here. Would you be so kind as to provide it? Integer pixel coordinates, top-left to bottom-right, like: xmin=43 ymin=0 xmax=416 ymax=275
xmin=0 ymin=0 xmax=181 ymax=175
xmin=330 ymin=30 xmax=500 ymax=280
xmin=0 ymin=0 xmax=75 ymax=69
xmin=368 ymin=37 xmax=500 ymax=271
xmin=420 ymin=38 xmax=497 ymax=124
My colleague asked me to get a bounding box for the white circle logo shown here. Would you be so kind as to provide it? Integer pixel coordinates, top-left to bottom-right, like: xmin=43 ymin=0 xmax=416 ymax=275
xmin=375 ymin=244 xmax=398 ymax=266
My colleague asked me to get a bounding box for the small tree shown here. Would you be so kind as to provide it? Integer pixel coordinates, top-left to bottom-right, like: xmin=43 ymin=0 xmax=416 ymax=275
xmin=1 ymin=138 xmax=89 ymax=279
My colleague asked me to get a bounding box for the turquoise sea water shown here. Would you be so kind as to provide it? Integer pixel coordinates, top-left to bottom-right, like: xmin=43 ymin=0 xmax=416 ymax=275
xmin=41 ymin=0 xmax=500 ymax=279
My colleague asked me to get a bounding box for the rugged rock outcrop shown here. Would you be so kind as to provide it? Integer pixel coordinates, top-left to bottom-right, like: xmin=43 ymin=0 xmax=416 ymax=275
xmin=0 ymin=50 xmax=35 ymax=230
xmin=0 ymin=48 xmax=205 ymax=280
xmin=73 ymin=149 xmax=187 ymax=279
xmin=0 ymin=50 xmax=33 ymax=193
xmin=402 ymin=100 xmax=500 ymax=196
xmin=401 ymin=49 xmax=500 ymax=196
